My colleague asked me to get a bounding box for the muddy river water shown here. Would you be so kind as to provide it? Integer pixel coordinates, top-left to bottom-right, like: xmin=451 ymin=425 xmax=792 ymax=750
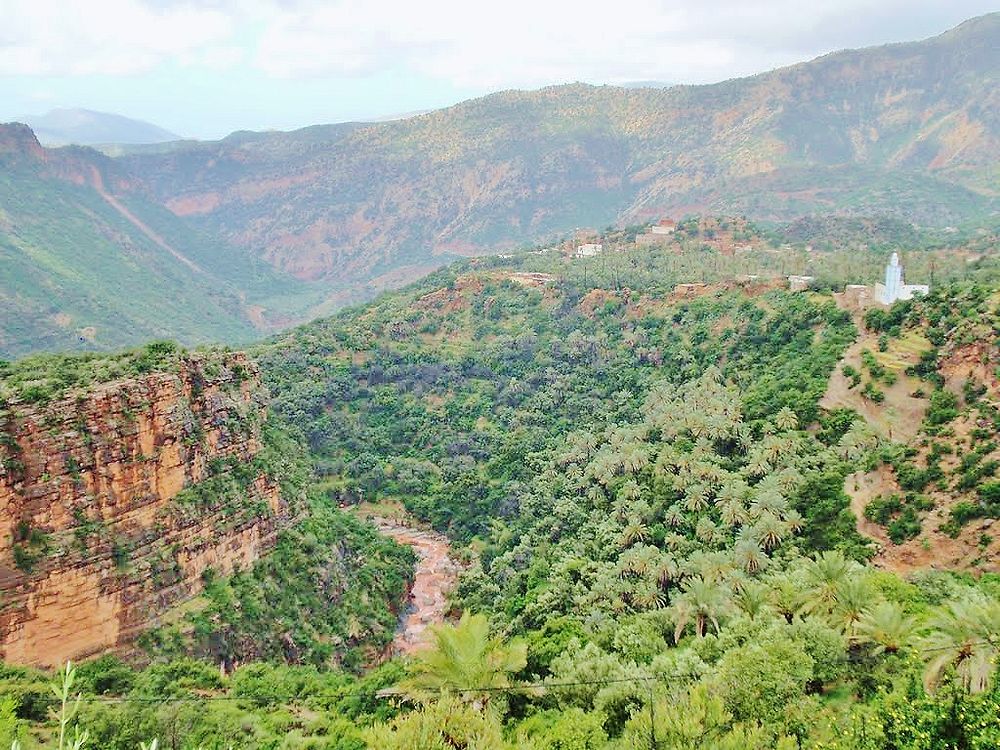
xmin=370 ymin=516 xmax=461 ymax=655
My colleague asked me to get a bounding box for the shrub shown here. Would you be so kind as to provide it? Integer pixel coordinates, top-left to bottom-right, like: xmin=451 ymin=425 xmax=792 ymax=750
xmin=862 ymin=381 xmax=885 ymax=403
xmin=926 ymin=389 xmax=959 ymax=426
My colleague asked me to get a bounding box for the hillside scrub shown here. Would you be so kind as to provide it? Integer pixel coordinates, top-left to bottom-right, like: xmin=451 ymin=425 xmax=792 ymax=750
xmin=5 ymin=243 xmax=1000 ymax=746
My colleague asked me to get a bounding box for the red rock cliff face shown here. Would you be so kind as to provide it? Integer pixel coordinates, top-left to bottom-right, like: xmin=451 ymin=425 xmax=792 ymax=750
xmin=0 ymin=353 xmax=292 ymax=667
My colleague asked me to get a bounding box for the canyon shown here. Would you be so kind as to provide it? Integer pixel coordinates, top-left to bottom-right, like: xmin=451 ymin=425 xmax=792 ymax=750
xmin=0 ymin=352 xmax=295 ymax=666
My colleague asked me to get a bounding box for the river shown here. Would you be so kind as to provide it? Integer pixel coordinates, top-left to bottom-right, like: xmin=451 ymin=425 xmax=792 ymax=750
xmin=370 ymin=516 xmax=461 ymax=655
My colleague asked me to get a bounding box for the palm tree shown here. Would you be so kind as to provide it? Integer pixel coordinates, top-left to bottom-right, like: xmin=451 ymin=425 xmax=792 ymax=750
xmin=619 ymin=442 xmax=650 ymax=474
xmin=770 ymin=574 xmax=809 ymax=623
xmin=687 ymin=550 xmax=735 ymax=583
xmin=757 ymin=435 xmax=787 ymax=464
xmin=856 ymin=601 xmax=918 ymax=655
xmin=617 ymin=479 xmax=643 ymax=503
xmin=619 ymin=518 xmax=650 ymax=547
xmin=653 ymin=553 xmax=680 ymax=590
xmin=745 ymin=453 xmax=773 ymax=479
xmin=733 ymin=580 xmax=772 ymax=620
xmin=749 ymin=489 xmax=789 ymax=521
xmin=753 ymin=512 xmax=787 ymax=551
xmin=663 ymin=532 xmax=688 ymax=551
xmin=695 ymin=516 xmax=719 ymax=544
xmin=585 ymin=484 xmax=607 ymax=506
xmin=719 ymin=497 xmax=749 ymax=528
xmin=587 ymin=449 xmax=619 ymax=486
xmin=922 ymin=593 xmax=1000 ymax=693
xmin=803 ymin=551 xmax=858 ymax=615
xmin=837 ymin=426 xmax=877 ymax=463
xmin=618 ymin=544 xmax=660 ymax=578
xmin=783 ymin=509 xmax=805 ymax=533
xmin=397 ymin=612 xmax=527 ymax=706
xmin=671 ymin=575 xmax=730 ymax=642
xmin=775 ymin=467 xmax=805 ymax=493
xmin=664 ymin=504 xmax=685 ymax=528
xmin=831 ymin=576 xmax=876 ymax=640
xmin=716 ymin=478 xmax=749 ymax=504
xmin=733 ymin=422 xmax=754 ymax=451
xmin=560 ymin=430 xmax=599 ymax=465
xmin=773 ymin=407 xmax=799 ymax=432
xmin=683 ymin=484 xmax=711 ymax=513
xmin=632 ymin=581 xmax=668 ymax=611
xmin=733 ymin=539 xmax=769 ymax=574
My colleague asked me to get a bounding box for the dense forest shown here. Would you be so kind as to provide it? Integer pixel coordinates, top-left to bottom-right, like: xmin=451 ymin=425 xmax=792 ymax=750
xmin=2 ymin=237 xmax=1000 ymax=748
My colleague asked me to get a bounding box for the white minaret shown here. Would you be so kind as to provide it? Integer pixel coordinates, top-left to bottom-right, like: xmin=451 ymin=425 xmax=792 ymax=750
xmin=882 ymin=252 xmax=903 ymax=304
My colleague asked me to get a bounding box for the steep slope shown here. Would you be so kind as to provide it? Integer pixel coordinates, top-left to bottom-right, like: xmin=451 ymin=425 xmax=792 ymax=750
xmin=825 ymin=279 xmax=1000 ymax=573
xmin=0 ymin=124 xmax=316 ymax=358
xmin=0 ymin=349 xmax=295 ymax=666
xmin=119 ymin=14 xmax=999 ymax=285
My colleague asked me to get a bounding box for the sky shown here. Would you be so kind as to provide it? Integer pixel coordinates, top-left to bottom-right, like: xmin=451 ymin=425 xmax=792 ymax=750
xmin=0 ymin=0 xmax=995 ymax=140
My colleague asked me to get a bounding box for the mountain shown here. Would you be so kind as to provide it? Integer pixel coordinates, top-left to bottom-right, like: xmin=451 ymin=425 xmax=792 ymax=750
xmin=0 ymin=123 xmax=318 ymax=358
xmin=18 ymin=108 xmax=181 ymax=146
xmin=114 ymin=14 xmax=999 ymax=286
xmin=617 ymin=80 xmax=674 ymax=88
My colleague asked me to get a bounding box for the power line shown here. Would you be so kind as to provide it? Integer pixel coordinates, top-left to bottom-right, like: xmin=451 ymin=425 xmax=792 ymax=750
xmin=66 ymin=675 xmax=662 ymax=704
xmin=52 ymin=641 xmax=1000 ymax=707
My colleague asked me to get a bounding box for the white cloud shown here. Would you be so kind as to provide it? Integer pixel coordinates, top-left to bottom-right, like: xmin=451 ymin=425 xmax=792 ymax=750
xmin=0 ymin=0 xmax=993 ymax=85
xmin=246 ymin=0 xmax=996 ymax=85
xmin=0 ymin=0 xmax=236 ymax=76
xmin=251 ymin=0 xmax=747 ymax=84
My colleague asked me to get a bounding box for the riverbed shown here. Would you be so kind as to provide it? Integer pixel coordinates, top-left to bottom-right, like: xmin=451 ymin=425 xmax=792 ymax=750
xmin=370 ymin=516 xmax=461 ymax=655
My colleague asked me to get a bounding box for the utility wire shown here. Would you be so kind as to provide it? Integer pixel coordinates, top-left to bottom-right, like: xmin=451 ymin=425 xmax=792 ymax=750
xmin=65 ymin=675 xmax=661 ymax=704
xmin=49 ymin=642 xmax=999 ymax=706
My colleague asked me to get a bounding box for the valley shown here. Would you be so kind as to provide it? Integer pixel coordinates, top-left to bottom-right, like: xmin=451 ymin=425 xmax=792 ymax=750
xmin=2 ymin=230 xmax=1000 ymax=747
xmin=2 ymin=10 xmax=1000 ymax=750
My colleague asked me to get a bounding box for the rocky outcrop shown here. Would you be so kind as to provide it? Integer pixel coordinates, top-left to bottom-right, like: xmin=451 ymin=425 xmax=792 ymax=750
xmin=0 ymin=123 xmax=46 ymax=161
xmin=0 ymin=353 xmax=293 ymax=666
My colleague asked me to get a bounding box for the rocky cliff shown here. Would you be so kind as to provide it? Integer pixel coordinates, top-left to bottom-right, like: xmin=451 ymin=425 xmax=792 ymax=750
xmin=0 ymin=352 xmax=294 ymax=666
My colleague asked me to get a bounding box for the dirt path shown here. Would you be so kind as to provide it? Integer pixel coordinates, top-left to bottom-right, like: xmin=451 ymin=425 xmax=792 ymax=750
xmin=844 ymin=468 xmax=893 ymax=547
xmin=818 ymin=328 xmax=928 ymax=442
xmin=371 ymin=516 xmax=461 ymax=656
xmin=89 ymin=165 xmax=206 ymax=275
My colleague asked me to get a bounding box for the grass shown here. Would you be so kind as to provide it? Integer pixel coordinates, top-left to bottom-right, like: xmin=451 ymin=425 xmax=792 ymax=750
xmin=874 ymin=330 xmax=931 ymax=372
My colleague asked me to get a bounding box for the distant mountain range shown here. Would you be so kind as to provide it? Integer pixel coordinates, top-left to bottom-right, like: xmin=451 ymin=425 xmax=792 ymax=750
xmin=16 ymin=108 xmax=181 ymax=146
xmin=1 ymin=13 xmax=998 ymax=357
xmin=117 ymin=13 xmax=998 ymax=284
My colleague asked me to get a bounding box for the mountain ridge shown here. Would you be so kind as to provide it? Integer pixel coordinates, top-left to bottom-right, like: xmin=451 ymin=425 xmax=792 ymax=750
xmin=115 ymin=13 xmax=999 ymax=284
xmin=0 ymin=124 xmax=322 ymax=358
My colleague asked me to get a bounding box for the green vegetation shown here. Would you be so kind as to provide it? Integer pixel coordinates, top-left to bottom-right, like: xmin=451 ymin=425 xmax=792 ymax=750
xmin=0 ymin=160 xmax=261 ymax=358
xmin=139 ymin=500 xmax=415 ymax=672
xmin=4 ymin=212 xmax=1000 ymax=747
xmin=862 ymin=277 xmax=1000 ymax=541
xmin=0 ymin=341 xmax=184 ymax=405
xmin=864 ymin=493 xmax=933 ymax=543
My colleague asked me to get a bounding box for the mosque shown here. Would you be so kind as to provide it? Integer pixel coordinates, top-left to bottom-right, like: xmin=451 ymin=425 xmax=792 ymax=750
xmin=874 ymin=252 xmax=929 ymax=305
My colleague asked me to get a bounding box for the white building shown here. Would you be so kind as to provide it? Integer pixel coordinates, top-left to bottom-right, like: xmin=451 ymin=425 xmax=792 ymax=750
xmin=875 ymin=252 xmax=929 ymax=305
xmin=575 ymin=243 xmax=603 ymax=258
xmin=650 ymin=220 xmax=676 ymax=235
xmin=787 ymin=275 xmax=815 ymax=292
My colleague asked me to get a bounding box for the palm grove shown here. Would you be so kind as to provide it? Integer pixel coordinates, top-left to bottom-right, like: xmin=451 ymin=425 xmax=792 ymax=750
xmin=2 ymin=242 xmax=1000 ymax=749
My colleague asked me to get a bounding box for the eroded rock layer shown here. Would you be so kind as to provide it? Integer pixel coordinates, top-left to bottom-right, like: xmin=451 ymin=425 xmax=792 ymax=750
xmin=0 ymin=353 xmax=291 ymax=666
